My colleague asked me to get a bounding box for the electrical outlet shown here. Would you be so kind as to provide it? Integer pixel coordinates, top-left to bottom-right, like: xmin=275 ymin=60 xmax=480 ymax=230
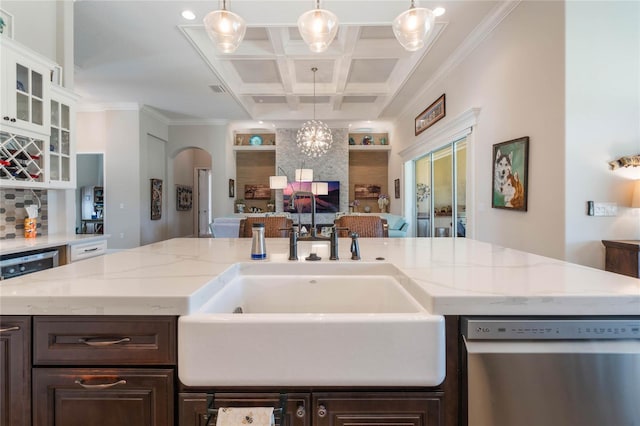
xmin=593 ymin=202 xmax=618 ymax=217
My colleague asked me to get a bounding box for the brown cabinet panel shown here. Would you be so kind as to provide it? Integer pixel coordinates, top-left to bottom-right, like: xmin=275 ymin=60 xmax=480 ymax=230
xmin=32 ymin=367 xmax=174 ymax=426
xmin=178 ymin=392 xmax=310 ymax=426
xmin=312 ymin=392 xmax=443 ymax=426
xmin=602 ymin=240 xmax=640 ymax=278
xmin=33 ymin=316 xmax=177 ymax=365
xmin=0 ymin=316 xmax=31 ymax=426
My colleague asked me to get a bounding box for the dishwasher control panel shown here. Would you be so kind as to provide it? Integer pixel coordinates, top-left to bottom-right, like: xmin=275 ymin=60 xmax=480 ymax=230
xmin=462 ymin=317 xmax=640 ymax=340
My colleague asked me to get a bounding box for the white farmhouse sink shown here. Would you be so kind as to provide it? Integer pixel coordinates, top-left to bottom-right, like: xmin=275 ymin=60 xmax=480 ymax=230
xmin=178 ymin=262 xmax=445 ymax=387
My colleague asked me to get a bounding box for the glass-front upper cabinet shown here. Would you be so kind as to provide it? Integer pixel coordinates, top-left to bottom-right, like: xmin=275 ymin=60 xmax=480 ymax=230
xmin=48 ymin=86 xmax=77 ymax=188
xmin=0 ymin=39 xmax=54 ymax=136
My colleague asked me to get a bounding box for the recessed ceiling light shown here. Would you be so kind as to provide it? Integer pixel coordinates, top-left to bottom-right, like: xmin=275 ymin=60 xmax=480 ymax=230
xmin=181 ymin=10 xmax=196 ymax=20
xmin=433 ymin=7 xmax=446 ymax=17
xmin=258 ymin=121 xmax=264 ymax=124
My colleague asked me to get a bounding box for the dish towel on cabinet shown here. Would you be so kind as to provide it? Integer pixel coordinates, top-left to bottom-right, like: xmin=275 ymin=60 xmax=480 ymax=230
xmin=216 ymin=407 xmax=275 ymax=426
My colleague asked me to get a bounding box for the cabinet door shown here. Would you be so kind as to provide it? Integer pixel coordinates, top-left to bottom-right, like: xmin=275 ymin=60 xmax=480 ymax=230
xmin=312 ymin=392 xmax=443 ymax=426
xmin=0 ymin=316 xmax=31 ymax=426
xmin=48 ymin=87 xmax=76 ymax=188
xmin=32 ymin=368 xmax=174 ymax=426
xmin=1 ymin=48 xmax=51 ymax=136
xmin=178 ymin=392 xmax=310 ymax=426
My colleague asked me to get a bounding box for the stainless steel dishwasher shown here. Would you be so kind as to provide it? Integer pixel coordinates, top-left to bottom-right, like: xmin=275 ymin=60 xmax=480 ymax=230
xmin=462 ymin=316 xmax=640 ymax=426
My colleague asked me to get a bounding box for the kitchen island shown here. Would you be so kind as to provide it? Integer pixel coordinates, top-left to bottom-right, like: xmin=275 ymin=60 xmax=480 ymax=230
xmin=1 ymin=237 xmax=638 ymax=426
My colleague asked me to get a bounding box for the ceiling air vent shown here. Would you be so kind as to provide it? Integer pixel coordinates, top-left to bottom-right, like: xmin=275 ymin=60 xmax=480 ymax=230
xmin=209 ymin=85 xmax=227 ymax=94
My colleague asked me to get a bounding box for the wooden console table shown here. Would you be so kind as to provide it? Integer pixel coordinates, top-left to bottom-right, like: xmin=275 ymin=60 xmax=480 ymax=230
xmin=602 ymin=240 xmax=640 ymax=278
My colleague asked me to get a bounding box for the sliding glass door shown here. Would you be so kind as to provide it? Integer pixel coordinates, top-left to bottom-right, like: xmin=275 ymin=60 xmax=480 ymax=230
xmin=414 ymin=138 xmax=467 ymax=238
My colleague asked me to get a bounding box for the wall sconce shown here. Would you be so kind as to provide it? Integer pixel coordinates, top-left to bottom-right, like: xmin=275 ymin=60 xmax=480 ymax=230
xmin=632 ymin=180 xmax=640 ymax=208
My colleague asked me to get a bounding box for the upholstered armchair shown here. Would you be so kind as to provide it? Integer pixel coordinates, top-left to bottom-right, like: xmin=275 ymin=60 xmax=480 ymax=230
xmin=334 ymin=215 xmax=388 ymax=238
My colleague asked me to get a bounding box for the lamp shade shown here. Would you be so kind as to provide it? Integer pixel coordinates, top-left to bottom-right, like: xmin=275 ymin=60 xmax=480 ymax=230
xmin=295 ymin=169 xmax=314 ymax=182
xmin=392 ymin=4 xmax=435 ymax=52
xmin=311 ymin=181 xmax=329 ymax=195
xmin=297 ymin=7 xmax=339 ymax=53
xmin=203 ymin=7 xmax=246 ymax=53
xmin=632 ymin=180 xmax=640 ymax=208
xmin=269 ymin=175 xmax=288 ymax=189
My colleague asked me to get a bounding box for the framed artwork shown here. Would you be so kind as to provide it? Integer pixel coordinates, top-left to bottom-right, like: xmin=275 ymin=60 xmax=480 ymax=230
xmin=176 ymin=185 xmax=193 ymax=211
xmin=150 ymin=178 xmax=162 ymax=220
xmin=492 ymin=136 xmax=529 ymax=211
xmin=354 ymin=183 xmax=382 ymax=199
xmin=228 ymin=179 xmax=235 ymax=198
xmin=415 ymin=94 xmax=446 ymax=136
xmin=394 ymin=178 xmax=401 ymax=199
xmin=283 ymin=181 xmax=340 ymax=213
xmin=244 ymin=184 xmax=271 ymax=200
xmin=0 ymin=9 xmax=14 ymax=39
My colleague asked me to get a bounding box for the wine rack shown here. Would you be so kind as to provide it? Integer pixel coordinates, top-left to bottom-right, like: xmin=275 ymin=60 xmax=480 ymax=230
xmin=0 ymin=131 xmax=45 ymax=184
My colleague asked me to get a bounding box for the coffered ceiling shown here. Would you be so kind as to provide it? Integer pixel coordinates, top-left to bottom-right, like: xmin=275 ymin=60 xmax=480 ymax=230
xmin=74 ymin=1 xmax=499 ymax=123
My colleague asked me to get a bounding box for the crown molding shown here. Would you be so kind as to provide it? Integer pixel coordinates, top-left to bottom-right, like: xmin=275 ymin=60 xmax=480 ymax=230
xmin=140 ymin=105 xmax=172 ymax=125
xmin=168 ymin=119 xmax=230 ymax=126
xmin=77 ymin=102 xmax=140 ymax=113
xmin=394 ymin=0 xmax=522 ymax=122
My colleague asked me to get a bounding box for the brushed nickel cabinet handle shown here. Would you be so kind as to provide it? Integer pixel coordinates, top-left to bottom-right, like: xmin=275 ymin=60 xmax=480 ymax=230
xmin=296 ymin=405 xmax=306 ymax=418
xmin=74 ymin=379 xmax=127 ymax=389
xmin=77 ymin=337 xmax=131 ymax=346
xmin=317 ymin=404 xmax=327 ymax=418
xmin=0 ymin=326 xmax=20 ymax=333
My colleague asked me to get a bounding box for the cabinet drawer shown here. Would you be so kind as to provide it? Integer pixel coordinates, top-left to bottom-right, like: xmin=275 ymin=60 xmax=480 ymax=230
xmin=32 ymin=367 xmax=174 ymax=426
xmin=69 ymin=240 xmax=107 ymax=262
xmin=33 ymin=316 xmax=176 ymax=366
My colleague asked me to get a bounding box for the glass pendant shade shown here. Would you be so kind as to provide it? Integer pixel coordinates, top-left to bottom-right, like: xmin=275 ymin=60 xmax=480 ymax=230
xmin=203 ymin=2 xmax=246 ymax=54
xmin=392 ymin=2 xmax=435 ymax=52
xmin=297 ymin=3 xmax=339 ymax=53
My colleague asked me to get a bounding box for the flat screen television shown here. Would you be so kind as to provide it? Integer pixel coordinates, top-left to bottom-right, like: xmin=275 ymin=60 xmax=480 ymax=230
xmin=283 ymin=181 xmax=340 ymax=213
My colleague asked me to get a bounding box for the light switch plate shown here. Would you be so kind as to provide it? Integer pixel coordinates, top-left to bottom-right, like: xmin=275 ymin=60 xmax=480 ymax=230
xmin=593 ymin=202 xmax=617 ymax=216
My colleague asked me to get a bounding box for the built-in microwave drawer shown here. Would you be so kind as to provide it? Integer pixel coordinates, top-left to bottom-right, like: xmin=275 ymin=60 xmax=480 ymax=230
xmin=69 ymin=239 xmax=107 ymax=262
xmin=33 ymin=316 xmax=177 ymax=366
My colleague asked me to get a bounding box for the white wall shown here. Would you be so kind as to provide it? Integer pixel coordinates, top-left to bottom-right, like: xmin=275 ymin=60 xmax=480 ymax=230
xmin=565 ymin=1 xmax=640 ymax=268
xmin=171 ymin=149 xmax=196 ymax=237
xmin=1 ymin=1 xmax=57 ymax=61
xmin=393 ymin=1 xmax=566 ymax=260
xmin=139 ymin=109 xmax=170 ymax=245
xmin=77 ymin=109 xmax=141 ymax=249
xmin=168 ymin=124 xmax=229 ymax=219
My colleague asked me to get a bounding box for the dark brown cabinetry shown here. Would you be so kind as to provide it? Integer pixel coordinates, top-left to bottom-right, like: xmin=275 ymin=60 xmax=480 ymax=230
xmin=178 ymin=392 xmax=442 ymax=426
xmin=0 ymin=316 xmax=31 ymax=426
xmin=31 ymin=316 xmax=177 ymax=426
xmin=32 ymin=368 xmax=174 ymax=426
xmin=602 ymin=240 xmax=640 ymax=278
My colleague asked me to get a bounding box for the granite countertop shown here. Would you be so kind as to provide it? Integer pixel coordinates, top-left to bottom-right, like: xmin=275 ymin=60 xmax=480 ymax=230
xmin=0 ymin=237 xmax=638 ymax=316
xmin=0 ymin=234 xmax=110 ymax=256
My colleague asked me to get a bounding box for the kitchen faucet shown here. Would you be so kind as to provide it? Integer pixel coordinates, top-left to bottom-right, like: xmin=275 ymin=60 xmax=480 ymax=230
xmin=286 ymin=191 xmax=342 ymax=261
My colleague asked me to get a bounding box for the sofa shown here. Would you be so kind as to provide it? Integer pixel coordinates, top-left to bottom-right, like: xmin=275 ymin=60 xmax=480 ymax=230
xmin=379 ymin=213 xmax=409 ymax=238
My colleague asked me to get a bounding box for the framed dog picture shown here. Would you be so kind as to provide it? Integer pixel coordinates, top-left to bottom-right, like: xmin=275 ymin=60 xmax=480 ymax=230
xmin=492 ymin=136 xmax=529 ymax=211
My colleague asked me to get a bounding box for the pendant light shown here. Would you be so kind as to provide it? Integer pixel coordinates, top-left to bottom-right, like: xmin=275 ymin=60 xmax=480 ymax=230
xmin=296 ymin=68 xmax=333 ymax=158
xmin=297 ymin=0 xmax=339 ymax=53
xmin=203 ymin=0 xmax=247 ymax=54
xmin=392 ymin=0 xmax=436 ymax=52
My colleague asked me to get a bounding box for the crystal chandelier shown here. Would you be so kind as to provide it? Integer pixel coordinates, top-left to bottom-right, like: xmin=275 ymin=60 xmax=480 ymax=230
xmin=297 ymin=0 xmax=339 ymax=53
xmin=203 ymin=0 xmax=247 ymax=54
xmin=392 ymin=0 xmax=436 ymax=52
xmin=296 ymin=67 xmax=333 ymax=158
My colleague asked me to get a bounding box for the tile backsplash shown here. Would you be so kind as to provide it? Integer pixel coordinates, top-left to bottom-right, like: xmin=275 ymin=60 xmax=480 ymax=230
xmin=0 ymin=188 xmax=48 ymax=239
